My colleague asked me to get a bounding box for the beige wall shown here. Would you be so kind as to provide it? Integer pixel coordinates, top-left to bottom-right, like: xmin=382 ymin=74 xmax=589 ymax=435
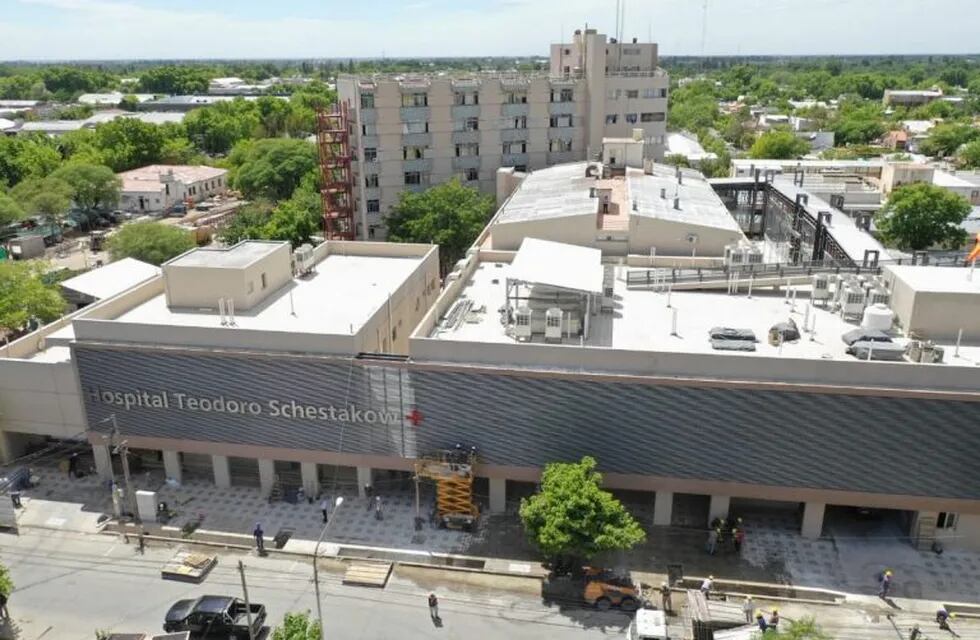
xmin=163 ymin=243 xmax=292 ymax=311
xmin=628 ymin=216 xmax=742 ymax=257
xmin=490 ymin=215 xmax=598 ymax=252
xmin=0 ymin=360 xmax=85 ymax=444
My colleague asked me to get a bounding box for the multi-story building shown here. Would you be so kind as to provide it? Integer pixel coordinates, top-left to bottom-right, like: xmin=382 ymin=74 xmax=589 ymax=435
xmin=337 ymin=28 xmax=669 ymax=240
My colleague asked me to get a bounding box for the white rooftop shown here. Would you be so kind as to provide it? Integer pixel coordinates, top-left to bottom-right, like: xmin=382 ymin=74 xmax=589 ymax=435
xmin=167 ymin=241 xmax=281 ymax=269
xmin=60 ymin=258 xmax=161 ymax=300
xmin=495 ymin=162 xmax=597 ymax=224
xmin=887 ymin=265 xmax=980 ymax=295
xmin=509 ymin=238 xmax=603 ymax=294
xmin=114 ymin=253 xmax=425 ymax=336
xmin=629 ymin=165 xmax=741 ymax=231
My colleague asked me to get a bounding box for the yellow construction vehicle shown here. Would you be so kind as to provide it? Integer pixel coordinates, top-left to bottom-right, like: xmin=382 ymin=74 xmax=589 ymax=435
xmin=414 ymin=449 xmax=479 ymax=531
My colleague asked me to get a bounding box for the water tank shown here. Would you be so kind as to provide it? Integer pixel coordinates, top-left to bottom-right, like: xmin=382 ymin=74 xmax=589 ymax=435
xmin=861 ymin=303 xmax=894 ymax=332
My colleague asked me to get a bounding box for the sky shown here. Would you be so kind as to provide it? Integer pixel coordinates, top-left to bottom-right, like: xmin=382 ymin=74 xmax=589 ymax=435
xmin=0 ymin=0 xmax=977 ymax=61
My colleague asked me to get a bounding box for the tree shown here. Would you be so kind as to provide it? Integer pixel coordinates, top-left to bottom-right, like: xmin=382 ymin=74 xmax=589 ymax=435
xmin=93 ymin=117 xmax=166 ymax=172
xmin=386 ymin=179 xmax=495 ymax=272
xmin=271 ymin=611 xmax=321 ymax=640
xmin=519 ymin=456 xmax=645 ymax=563
xmin=920 ymin=123 xmax=980 ymax=158
xmin=11 ymin=176 xmax=73 ymax=224
xmin=138 ymin=65 xmax=210 ymax=94
xmin=773 ymin=617 xmax=831 ymax=640
xmin=0 ymin=191 xmax=25 ymax=226
xmin=219 ymin=201 xmax=274 ymax=245
xmin=118 ymin=94 xmax=141 ymax=111
xmin=263 ymin=174 xmax=322 ymax=247
xmin=184 ymin=99 xmax=262 ymax=154
xmin=664 ymin=154 xmax=691 ymax=168
xmin=875 ymin=183 xmax=970 ymax=251
xmin=957 ymin=140 xmax=980 ymax=169
xmin=748 ymin=130 xmax=809 ymax=159
xmin=107 ymin=221 xmax=195 ymax=265
xmin=0 ymin=560 xmax=14 ymax=598
xmin=229 ymin=138 xmax=318 ymax=201
xmin=0 ymin=135 xmax=62 ymax=187
xmin=50 ymin=163 xmax=121 ymax=212
xmin=0 ymin=261 xmax=65 ymax=335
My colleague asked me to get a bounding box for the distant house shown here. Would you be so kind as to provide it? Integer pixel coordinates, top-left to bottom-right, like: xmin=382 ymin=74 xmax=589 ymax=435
xmin=13 ymin=111 xmax=185 ymax=137
xmin=78 ymin=92 xmax=156 ymax=107
xmin=880 ymin=129 xmax=909 ymax=151
xmin=117 ymin=165 xmax=229 ymax=215
xmin=883 ymin=88 xmax=943 ymax=107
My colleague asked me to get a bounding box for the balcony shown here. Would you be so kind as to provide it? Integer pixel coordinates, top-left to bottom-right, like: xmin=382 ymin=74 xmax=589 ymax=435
xmin=501 ymin=103 xmax=530 ymax=117
xmin=451 ymin=104 xmax=482 ymax=119
xmin=547 ymin=150 xmax=581 ymax=164
xmin=548 ymin=102 xmax=576 ymax=115
xmin=501 ymin=153 xmax=528 ymax=168
xmin=403 ymin=158 xmax=433 ymax=172
xmin=451 ymin=130 xmax=481 ymax=145
xmin=452 ymin=156 xmax=482 ymax=170
xmin=359 ymin=108 xmax=377 ymax=124
xmin=401 ymin=132 xmax=431 ymax=147
xmin=400 ymin=106 xmax=430 ymax=121
xmin=500 ymin=128 xmax=530 ymax=143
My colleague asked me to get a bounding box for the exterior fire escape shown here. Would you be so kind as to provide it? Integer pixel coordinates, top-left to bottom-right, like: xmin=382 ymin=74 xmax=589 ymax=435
xmin=315 ymin=102 xmax=355 ymax=240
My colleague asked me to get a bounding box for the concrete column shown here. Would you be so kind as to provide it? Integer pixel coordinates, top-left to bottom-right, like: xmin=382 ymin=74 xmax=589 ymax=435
xmin=356 ymin=467 xmax=373 ymax=498
xmin=708 ymin=495 xmax=731 ymax=525
xmin=801 ymin=502 xmax=826 ymax=539
xmin=489 ymin=477 xmax=506 ymax=514
xmin=93 ymin=443 xmax=113 ymax=481
xmin=301 ymin=462 xmax=319 ymax=497
xmin=162 ymin=450 xmax=182 ymax=485
xmin=653 ymin=491 xmax=674 ymax=526
xmin=258 ymin=459 xmax=276 ymax=497
xmin=212 ymin=454 xmax=231 ymax=488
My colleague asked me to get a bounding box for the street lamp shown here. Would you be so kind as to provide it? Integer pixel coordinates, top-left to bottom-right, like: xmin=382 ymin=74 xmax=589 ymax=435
xmin=313 ymin=496 xmax=344 ymax=640
xmin=99 ymin=414 xmax=139 ymax=523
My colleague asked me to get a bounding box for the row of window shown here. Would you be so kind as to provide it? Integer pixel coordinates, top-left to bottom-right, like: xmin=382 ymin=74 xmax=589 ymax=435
xmin=360 ymin=89 xmax=576 ymax=109
xmin=360 ymin=114 xmax=575 ymax=140
xmin=608 ymin=88 xmax=667 ymax=100
xmin=363 ymin=139 xmax=573 ymax=164
xmin=605 ymin=112 xmax=666 ymax=125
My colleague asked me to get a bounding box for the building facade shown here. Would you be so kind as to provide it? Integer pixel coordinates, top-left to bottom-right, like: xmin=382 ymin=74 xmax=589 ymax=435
xmin=117 ymin=165 xmax=229 ymax=215
xmin=337 ymin=28 xmax=668 ymax=240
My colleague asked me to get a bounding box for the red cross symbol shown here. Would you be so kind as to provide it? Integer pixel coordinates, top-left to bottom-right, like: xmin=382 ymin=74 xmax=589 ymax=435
xmin=405 ymin=408 xmax=424 ymax=427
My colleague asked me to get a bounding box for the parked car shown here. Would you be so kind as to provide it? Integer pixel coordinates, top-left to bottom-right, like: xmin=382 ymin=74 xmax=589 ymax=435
xmin=163 ymin=596 xmax=265 ymax=639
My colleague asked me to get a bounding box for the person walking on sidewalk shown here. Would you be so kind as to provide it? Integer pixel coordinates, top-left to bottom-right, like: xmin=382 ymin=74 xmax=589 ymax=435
xmin=428 ymin=593 xmax=439 ymax=620
xmin=0 ymin=590 xmax=8 ymax=619
xmin=742 ymin=596 xmax=754 ymax=623
xmin=253 ymin=523 xmax=265 ymax=553
xmin=320 ymin=497 xmax=330 ymax=524
xmin=878 ymin=569 xmax=893 ymax=598
xmin=706 ymin=528 xmax=719 ymax=555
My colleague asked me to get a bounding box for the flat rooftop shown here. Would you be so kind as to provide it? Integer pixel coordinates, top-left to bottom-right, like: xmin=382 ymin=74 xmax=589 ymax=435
xmin=167 ymin=241 xmax=280 ymax=269
xmin=430 ymin=260 xmax=980 ymax=368
xmin=495 ymin=162 xmax=597 ymax=224
xmin=114 ymin=253 xmax=424 ymax=336
xmin=630 ymin=165 xmax=740 ymax=231
xmin=887 ymin=265 xmax=980 ymax=294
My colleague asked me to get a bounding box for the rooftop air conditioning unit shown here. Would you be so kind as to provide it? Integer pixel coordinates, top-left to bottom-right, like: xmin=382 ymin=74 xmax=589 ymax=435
xmin=811 ymin=273 xmax=831 ymax=303
xmin=294 ymin=243 xmax=315 ymax=275
xmin=601 ymin=265 xmax=615 ymax=312
xmin=514 ymin=306 xmax=532 ymax=341
xmin=545 ymin=307 xmax=563 ymax=342
xmin=745 ymin=248 xmax=763 ymax=264
xmin=841 ymin=287 xmax=866 ymax=319
xmin=724 ymin=245 xmax=745 ymax=266
xmin=868 ymin=288 xmax=891 ymax=307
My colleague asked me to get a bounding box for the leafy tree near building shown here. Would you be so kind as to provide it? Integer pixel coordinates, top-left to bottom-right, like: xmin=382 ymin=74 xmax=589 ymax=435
xmin=107 ymin=221 xmax=195 ymax=266
xmin=10 ymin=176 xmax=73 ymax=224
xmin=748 ymin=130 xmax=809 ymax=159
xmin=958 ymin=140 xmax=980 ymax=169
xmin=0 ymin=192 xmax=25 ymax=226
xmin=93 ymin=117 xmax=166 ymax=172
xmin=0 ymin=261 xmax=65 ymax=335
xmin=875 ymin=183 xmax=970 ymax=251
xmin=219 ymin=201 xmax=275 ymax=245
xmin=920 ymin=123 xmax=980 ymax=158
xmin=118 ymin=94 xmax=142 ymax=111
xmin=519 ymin=456 xmax=645 ymax=565
xmin=0 ymin=135 xmax=62 ymax=187
xmin=50 ymin=163 xmax=121 ymax=212
xmin=271 ymin=611 xmax=321 ymax=640
xmin=386 ymin=179 xmax=495 ymax=273
xmin=229 ymin=138 xmax=318 ymax=201
xmin=138 ymin=65 xmax=210 ymax=94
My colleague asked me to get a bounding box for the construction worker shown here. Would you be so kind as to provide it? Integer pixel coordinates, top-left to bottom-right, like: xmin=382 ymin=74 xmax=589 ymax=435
xmin=878 ymin=569 xmax=893 ymax=598
xmin=910 ymin=624 xmax=922 ymax=640
xmin=374 ymin=495 xmax=383 ymax=520
xmin=700 ymin=575 xmax=713 ymax=598
xmin=768 ymin=609 xmax=780 ymax=630
xmin=936 ymin=607 xmax=955 ymax=631
xmin=660 ymin=582 xmax=672 ymax=613
xmin=734 ymin=527 xmax=746 ymax=554
xmin=706 ymin=528 xmax=719 ymax=555
xmin=755 ymin=613 xmax=768 ymax=633
xmin=742 ymin=596 xmax=754 ymax=622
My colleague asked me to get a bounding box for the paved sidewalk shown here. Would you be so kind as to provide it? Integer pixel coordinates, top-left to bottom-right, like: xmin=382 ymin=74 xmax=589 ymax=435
xmin=14 ymin=464 xmax=980 ymax=605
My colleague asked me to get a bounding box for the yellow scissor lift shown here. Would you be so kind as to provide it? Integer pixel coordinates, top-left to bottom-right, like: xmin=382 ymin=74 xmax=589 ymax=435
xmin=414 ymin=449 xmax=479 ymax=531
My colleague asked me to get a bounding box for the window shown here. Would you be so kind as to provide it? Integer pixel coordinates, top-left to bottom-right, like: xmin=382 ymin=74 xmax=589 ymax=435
xmin=502 ymin=141 xmax=527 ymax=154
xmin=937 ymin=512 xmax=958 ymax=529
xmin=455 ymin=143 xmax=479 ymax=157
xmin=361 ymin=123 xmax=378 ymax=136
xmin=403 ymin=145 xmax=426 ymax=159
xmin=403 ymin=121 xmax=428 ymax=133
xmin=549 ymin=114 xmax=573 ymax=128
xmin=364 ymin=147 xmax=377 ymax=162
xmin=367 ymin=199 xmax=380 ymax=213
xmin=401 ymin=92 xmax=428 ymax=107
xmin=625 ymin=113 xmax=638 ymax=124
xmin=641 ymin=112 xmax=666 ymax=122
xmin=549 ymin=139 xmax=572 ymax=152
xmin=464 ymin=117 xmax=479 ymax=131
xmin=626 ymin=89 xmax=639 ymax=99
xmin=360 ymin=93 xmax=375 ymax=108
xmin=247 ymin=280 xmax=254 ymax=295
xmin=546 ymin=313 xmax=561 ymax=328
xmin=563 ymin=48 xmax=571 ymax=55
xmin=516 ymin=313 xmax=529 ymax=326
xmin=605 ymin=114 xmax=618 ymax=124
xmin=404 ymin=171 xmax=422 ymax=185
xmin=365 ymin=174 xmax=379 ymax=188
xmin=512 ymin=116 xmax=527 ymax=129
xmin=454 ymin=92 xmax=479 ymax=105
xmin=514 ymin=164 xmax=527 ymax=172
xmin=506 ymin=92 xmax=527 ymax=104
xmin=550 ymin=88 xmax=574 ymax=103
xmin=659 ymin=88 xmax=668 ymax=98
xmin=260 ymin=273 xmax=268 ymax=290
xmin=607 ymin=89 xmax=621 ymax=100
xmin=465 ymin=168 xmax=479 ymax=181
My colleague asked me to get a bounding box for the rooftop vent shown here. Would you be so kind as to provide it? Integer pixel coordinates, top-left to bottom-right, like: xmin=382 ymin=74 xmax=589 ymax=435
xmin=673 ymin=197 xmax=681 ymax=210
xmin=660 ymin=188 xmax=667 ymax=199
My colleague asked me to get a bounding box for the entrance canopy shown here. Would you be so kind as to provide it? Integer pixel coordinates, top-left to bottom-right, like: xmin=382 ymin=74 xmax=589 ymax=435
xmin=508 ymin=238 xmax=603 ymax=294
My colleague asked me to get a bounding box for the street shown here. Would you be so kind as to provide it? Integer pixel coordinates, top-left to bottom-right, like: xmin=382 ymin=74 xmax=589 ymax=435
xmin=0 ymin=528 xmax=626 ymax=640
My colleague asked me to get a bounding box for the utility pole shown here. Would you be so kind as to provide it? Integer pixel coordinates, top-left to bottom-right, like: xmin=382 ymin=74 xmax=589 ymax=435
xmin=104 ymin=414 xmax=139 ymax=523
xmin=238 ymin=560 xmax=257 ymax=640
xmin=313 ymin=496 xmax=344 ymax=640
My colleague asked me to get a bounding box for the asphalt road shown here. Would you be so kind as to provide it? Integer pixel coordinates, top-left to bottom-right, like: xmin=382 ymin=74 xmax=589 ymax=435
xmin=0 ymin=528 xmax=627 ymax=640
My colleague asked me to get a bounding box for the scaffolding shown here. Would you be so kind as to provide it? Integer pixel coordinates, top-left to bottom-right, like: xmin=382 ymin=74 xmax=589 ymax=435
xmin=315 ymin=102 xmax=355 ymax=240
xmin=414 ymin=449 xmax=479 ymax=530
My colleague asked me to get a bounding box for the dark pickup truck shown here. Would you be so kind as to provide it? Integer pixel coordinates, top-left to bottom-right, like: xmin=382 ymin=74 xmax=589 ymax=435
xmin=163 ymin=596 xmax=266 ymax=639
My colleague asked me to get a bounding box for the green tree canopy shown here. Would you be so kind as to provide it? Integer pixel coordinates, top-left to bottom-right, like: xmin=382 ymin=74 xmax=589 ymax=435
xmin=0 ymin=135 xmax=62 ymax=187
xmin=106 ymin=221 xmax=195 ymax=265
xmin=0 ymin=560 xmax=15 ymax=597
xmin=262 ymin=173 xmax=322 ymax=247
xmin=386 ymin=179 xmax=494 ymax=272
xmin=185 ymin=99 xmax=262 ymax=154
xmin=519 ymin=456 xmax=646 ymax=562
xmin=920 ymin=123 xmax=980 ymax=158
xmin=0 ymin=192 xmax=25 ymax=226
xmin=957 ymin=139 xmax=980 ymax=169
xmin=93 ymin=117 xmax=166 ymax=172
xmin=219 ymin=201 xmax=274 ymax=245
xmin=0 ymin=261 xmax=65 ymax=334
xmin=875 ymin=183 xmax=971 ymax=251
xmin=11 ymin=176 xmax=73 ymax=223
xmin=118 ymin=94 xmax=142 ymax=111
xmin=271 ymin=611 xmax=321 ymax=640
xmin=229 ymin=138 xmax=318 ymax=201
xmin=50 ymin=163 xmax=121 ymax=212
xmin=138 ymin=65 xmax=210 ymax=94
xmin=748 ymin=130 xmax=809 ymax=159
